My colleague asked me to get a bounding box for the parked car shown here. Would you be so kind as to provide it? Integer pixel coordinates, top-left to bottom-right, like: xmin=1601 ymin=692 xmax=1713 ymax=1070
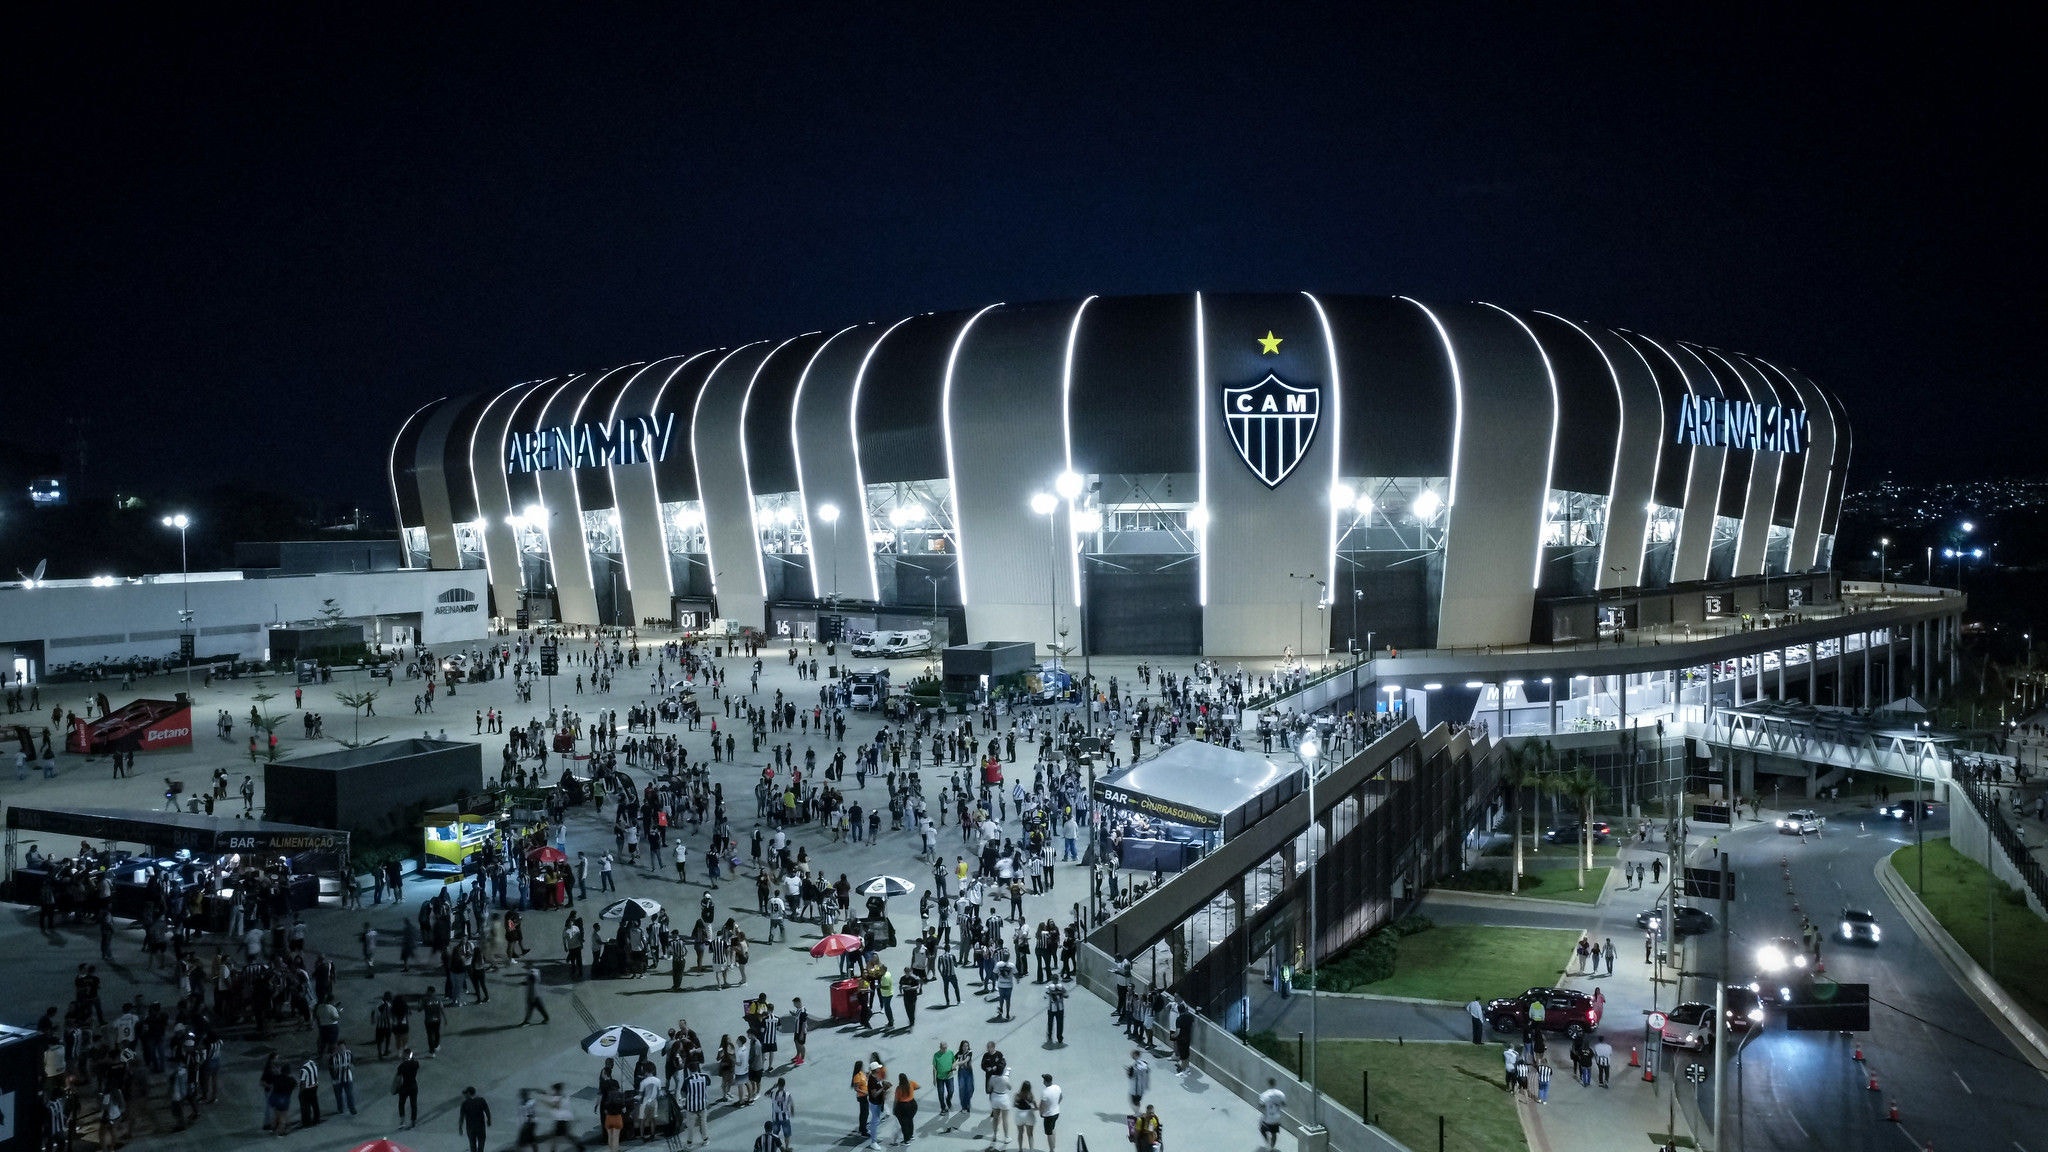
xmin=1775 ymin=809 xmax=1824 ymax=834
xmin=1484 ymin=987 xmax=1603 ymax=1039
xmin=1542 ymin=820 xmax=1613 ymax=845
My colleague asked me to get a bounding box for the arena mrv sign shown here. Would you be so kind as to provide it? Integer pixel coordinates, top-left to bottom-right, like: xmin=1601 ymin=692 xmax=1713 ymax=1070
xmin=1673 ymin=396 xmax=1807 ymax=454
xmin=506 ymin=412 xmax=677 ymax=474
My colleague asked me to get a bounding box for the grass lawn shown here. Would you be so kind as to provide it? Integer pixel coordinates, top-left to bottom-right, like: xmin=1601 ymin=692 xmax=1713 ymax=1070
xmin=1893 ymin=840 xmax=2048 ymax=1027
xmin=1350 ymin=924 xmax=1573 ymax=1001
xmin=1439 ymin=866 xmax=1611 ymax=904
xmin=1253 ymin=1037 xmax=1528 ymax=1152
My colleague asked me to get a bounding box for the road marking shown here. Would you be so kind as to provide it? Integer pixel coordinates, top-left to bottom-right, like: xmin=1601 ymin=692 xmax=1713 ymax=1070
xmin=1788 ymin=1113 xmax=1811 ymax=1142
xmin=1954 ymin=1070 xmax=1972 ymax=1094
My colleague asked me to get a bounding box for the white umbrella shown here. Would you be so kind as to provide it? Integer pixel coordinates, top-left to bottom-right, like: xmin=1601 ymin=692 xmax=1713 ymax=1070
xmin=856 ymin=875 xmax=916 ymax=898
xmin=582 ymin=1025 xmax=665 ymax=1058
xmin=598 ymin=897 xmax=663 ymax=922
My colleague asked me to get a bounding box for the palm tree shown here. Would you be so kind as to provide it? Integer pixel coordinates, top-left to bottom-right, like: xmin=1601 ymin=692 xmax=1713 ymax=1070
xmin=1547 ymin=757 xmax=1605 ymax=890
xmin=1500 ymin=740 xmax=1552 ymax=894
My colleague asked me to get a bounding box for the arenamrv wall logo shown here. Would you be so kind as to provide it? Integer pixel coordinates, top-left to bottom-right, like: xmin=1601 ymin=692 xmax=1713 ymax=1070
xmin=505 ymin=412 xmax=677 ymax=474
xmin=1224 ymin=373 xmax=1320 ymax=488
xmin=435 ymin=587 xmax=481 ymax=615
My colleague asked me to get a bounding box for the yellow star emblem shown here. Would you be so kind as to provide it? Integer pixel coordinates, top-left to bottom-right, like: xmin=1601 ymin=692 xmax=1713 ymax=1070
xmin=1257 ymin=331 xmax=1283 ymax=354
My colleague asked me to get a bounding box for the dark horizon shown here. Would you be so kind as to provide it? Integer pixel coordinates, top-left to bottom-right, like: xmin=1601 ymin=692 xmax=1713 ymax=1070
xmin=3 ymin=6 xmax=2036 ymax=509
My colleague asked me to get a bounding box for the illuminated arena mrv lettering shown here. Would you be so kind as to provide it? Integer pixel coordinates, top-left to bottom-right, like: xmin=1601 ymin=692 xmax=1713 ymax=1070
xmin=1672 ymin=395 xmax=1807 ymax=454
xmin=506 ymin=412 xmax=677 ymax=474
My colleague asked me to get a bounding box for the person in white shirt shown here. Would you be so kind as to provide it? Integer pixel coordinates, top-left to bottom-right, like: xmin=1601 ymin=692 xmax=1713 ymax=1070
xmin=1037 ymin=1075 xmax=1063 ymax=1151
xmin=1258 ymin=1079 xmax=1287 ymax=1148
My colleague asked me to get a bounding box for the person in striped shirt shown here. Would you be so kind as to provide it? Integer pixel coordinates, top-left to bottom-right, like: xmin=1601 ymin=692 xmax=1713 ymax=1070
xmin=677 ymin=1068 xmax=711 ymax=1147
xmin=766 ymin=1077 xmax=795 ymax=1143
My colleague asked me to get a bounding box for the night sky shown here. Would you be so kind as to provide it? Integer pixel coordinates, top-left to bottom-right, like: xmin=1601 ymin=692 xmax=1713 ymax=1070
xmin=4 ymin=6 xmax=2035 ymax=510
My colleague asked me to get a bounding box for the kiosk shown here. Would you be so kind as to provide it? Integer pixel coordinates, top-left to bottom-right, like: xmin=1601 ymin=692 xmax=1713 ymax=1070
xmin=1092 ymin=742 xmax=1302 ymax=872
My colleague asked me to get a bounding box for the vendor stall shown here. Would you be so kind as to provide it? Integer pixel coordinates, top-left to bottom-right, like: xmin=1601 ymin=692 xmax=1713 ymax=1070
xmin=1092 ymin=742 xmax=1301 ymax=872
xmin=3 ymin=804 xmax=349 ymax=920
xmin=420 ymin=800 xmax=498 ymax=878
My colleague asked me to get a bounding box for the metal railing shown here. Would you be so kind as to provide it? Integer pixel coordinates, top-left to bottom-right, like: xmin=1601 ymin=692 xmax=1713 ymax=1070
xmin=1954 ymin=770 xmax=2048 ymax=913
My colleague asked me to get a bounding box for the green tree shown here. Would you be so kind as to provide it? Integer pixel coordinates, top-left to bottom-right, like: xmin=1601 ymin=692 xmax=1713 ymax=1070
xmin=1546 ymin=757 xmax=1605 ymax=890
xmin=249 ymin=683 xmax=292 ymax=762
xmin=1500 ymin=739 xmax=1553 ymax=894
xmin=333 ymin=685 xmax=385 ymax=748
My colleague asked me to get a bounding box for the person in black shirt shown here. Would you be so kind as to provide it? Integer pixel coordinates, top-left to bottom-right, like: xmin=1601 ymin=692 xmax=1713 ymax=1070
xmin=459 ymin=1086 xmax=492 ymax=1152
xmin=394 ymin=1049 xmax=421 ymax=1127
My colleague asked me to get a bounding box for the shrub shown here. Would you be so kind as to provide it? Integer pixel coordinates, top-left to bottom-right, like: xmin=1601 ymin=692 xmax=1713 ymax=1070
xmin=1301 ymin=917 xmax=1435 ymax=992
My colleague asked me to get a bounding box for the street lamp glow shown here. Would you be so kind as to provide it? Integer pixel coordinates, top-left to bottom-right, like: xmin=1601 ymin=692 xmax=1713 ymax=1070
xmin=816 ymin=502 xmax=840 ymax=524
xmin=1186 ymin=505 xmax=1210 ymax=529
xmin=161 ymin=513 xmax=189 ymax=529
xmin=1029 ymin=492 xmax=1058 ymax=516
xmin=524 ymin=503 xmax=546 ymax=523
xmin=1298 ymin=739 xmax=1320 ymax=760
xmin=1054 ymin=470 xmax=1085 ymax=501
xmin=1422 ymin=682 xmax=1443 ymax=691
xmin=1961 ymin=521 xmax=1975 ymax=534
xmin=1410 ymin=489 xmax=1443 ymax=521
xmin=1330 ymin=481 xmax=1356 ymax=510
xmin=1072 ymin=508 xmax=1104 ymax=533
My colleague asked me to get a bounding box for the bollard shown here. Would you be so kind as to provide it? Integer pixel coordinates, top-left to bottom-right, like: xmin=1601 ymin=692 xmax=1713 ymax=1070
xmin=1362 ymin=1070 xmax=1369 ymax=1122
xmin=1297 ymin=1031 xmax=1305 ymax=1076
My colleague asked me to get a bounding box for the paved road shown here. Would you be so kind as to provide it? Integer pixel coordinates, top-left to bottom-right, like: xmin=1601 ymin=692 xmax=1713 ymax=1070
xmin=1706 ymin=804 xmax=2048 ymax=1152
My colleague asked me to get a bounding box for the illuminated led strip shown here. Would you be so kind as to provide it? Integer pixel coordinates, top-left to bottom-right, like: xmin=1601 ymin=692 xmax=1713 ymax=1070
xmin=1697 ymin=346 xmax=1775 ymax=576
xmin=692 ymin=343 xmax=769 ymax=595
xmin=791 ymin=325 xmax=864 ymax=599
xmin=940 ymin=303 xmax=1004 ymax=608
xmin=849 ymin=317 xmax=915 ymax=602
xmin=1302 ymin=292 xmax=1344 ymax=599
xmin=738 ymin=335 xmax=816 ymax=597
xmin=1606 ymin=334 xmax=1667 ymax=580
xmin=1193 ymin=292 xmax=1208 ymax=607
xmin=467 ymin=380 xmax=544 ymax=595
xmin=1479 ymin=303 xmax=1560 ymax=589
xmin=645 ymin=350 xmax=720 ymax=577
xmin=1535 ymin=312 xmax=1628 ymax=587
xmin=531 ymin=375 xmax=589 ymax=602
xmin=567 ymin=365 xmax=642 ymax=598
xmin=1673 ymin=343 xmax=1742 ymax=578
xmin=1061 ymin=296 xmax=1097 ymax=605
xmin=1632 ymin=333 xmax=1715 ymax=582
xmin=1746 ymin=355 xmax=1811 ymax=571
xmin=606 ymin=355 xmax=697 ymax=598
xmin=388 ymin=398 xmax=445 ymax=569
xmin=1397 ymin=296 xmax=1464 ymax=509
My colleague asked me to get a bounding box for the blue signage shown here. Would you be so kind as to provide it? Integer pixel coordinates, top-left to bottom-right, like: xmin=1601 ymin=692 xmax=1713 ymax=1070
xmin=1672 ymin=396 xmax=1806 ymax=454
xmin=506 ymin=413 xmax=677 ymax=474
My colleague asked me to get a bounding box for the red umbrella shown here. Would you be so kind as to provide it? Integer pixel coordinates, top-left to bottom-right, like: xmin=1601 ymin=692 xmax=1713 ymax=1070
xmin=809 ymin=933 xmax=863 ymax=958
xmin=349 ymin=1141 xmax=416 ymax=1152
xmin=526 ymin=846 xmax=567 ymax=863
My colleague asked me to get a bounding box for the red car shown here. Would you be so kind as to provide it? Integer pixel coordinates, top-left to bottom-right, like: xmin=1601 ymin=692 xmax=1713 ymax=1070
xmin=1485 ymin=987 xmax=1604 ymax=1039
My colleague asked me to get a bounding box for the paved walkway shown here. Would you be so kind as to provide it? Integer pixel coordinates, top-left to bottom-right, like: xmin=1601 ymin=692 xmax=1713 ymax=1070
xmin=1 ymin=637 xmax=1287 ymax=1152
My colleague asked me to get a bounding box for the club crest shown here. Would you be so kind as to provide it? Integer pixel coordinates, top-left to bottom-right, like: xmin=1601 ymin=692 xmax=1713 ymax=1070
xmin=1223 ymin=374 xmax=1320 ymax=488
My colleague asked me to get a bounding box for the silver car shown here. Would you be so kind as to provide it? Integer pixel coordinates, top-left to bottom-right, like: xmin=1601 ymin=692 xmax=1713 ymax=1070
xmin=1775 ymin=809 xmax=1823 ymax=834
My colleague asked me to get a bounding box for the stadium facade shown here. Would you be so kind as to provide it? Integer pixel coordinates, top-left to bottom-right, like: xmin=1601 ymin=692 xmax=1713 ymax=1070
xmin=388 ymin=293 xmax=1852 ymax=657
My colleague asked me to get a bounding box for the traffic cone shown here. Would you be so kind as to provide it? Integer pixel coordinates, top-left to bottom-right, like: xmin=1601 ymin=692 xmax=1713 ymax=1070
xmin=1887 ymin=1098 xmax=1900 ymax=1122
xmin=1853 ymin=1043 xmax=1864 ymax=1061
xmin=1642 ymin=1062 xmax=1656 ymax=1083
xmin=1816 ymin=957 xmax=1827 ymax=975
xmin=1867 ymin=1070 xmax=1880 ymax=1091
xmin=1630 ymin=1045 xmax=1640 ymax=1067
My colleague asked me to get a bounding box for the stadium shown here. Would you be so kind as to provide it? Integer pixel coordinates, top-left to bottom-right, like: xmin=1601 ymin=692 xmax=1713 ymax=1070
xmin=389 ymin=292 xmax=1853 ymax=659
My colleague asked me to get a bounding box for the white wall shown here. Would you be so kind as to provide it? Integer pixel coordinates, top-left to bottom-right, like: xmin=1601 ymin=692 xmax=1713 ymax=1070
xmin=2 ymin=567 xmax=490 ymax=670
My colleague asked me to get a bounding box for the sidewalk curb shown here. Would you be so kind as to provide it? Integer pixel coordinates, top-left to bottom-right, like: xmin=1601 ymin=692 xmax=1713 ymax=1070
xmin=1875 ymin=855 xmax=2048 ymax=1074
xmin=1310 ymin=990 xmax=1466 ymax=1008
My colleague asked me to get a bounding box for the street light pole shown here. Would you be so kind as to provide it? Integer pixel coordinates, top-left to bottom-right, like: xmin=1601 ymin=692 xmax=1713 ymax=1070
xmin=1298 ymin=736 xmax=1323 ymax=1130
xmin=1031 ymin=492 xmax=1061 ymax=676
xmin=162 ymin=514 xmax=193 ymax=699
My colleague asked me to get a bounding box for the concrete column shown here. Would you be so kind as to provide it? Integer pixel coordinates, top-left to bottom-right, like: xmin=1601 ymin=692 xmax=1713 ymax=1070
xmin=1835 ymin=642 xmax=1845 ymax=707
xmin=1549 ymin=685 xmax=1558 ymax=735
xmin=1887 ymin=631 xmax=1898 ymax=704
xmin=1861 ymin=633 xmax=1872 ymax=707
xmin=1777 ymin=646 xmax=1787 ymax=700
xmin=1495 ymin=683 xmax=1506 ymax=739
xmin=1619 ymin=674 xmax=1629 ymax=733
xmin=1734 ymin=663 xmax=1744 ymax=707
xmin=1807 ymin=642 xmax=1817 ymax=704
xmin=1949 ymin=613 xmax=1961 ymax=690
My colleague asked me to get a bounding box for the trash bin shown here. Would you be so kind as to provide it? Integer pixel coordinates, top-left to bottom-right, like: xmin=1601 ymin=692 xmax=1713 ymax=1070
xmin=830 ymin=978 xmax=862 ymax=1021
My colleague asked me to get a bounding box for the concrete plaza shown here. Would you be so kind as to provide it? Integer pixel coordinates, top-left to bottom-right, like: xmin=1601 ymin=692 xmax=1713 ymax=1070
xmin=2 ymin=635 xmax=1296 ymax=1152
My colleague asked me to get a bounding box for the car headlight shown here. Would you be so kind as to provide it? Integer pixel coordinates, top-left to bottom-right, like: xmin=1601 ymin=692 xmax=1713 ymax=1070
xmin=1870 ymin=926 xmax=1880 ymax=939
xmin=1792 ymin=954 xmax=1808 ymax=968
xmin=1757 ymin=945 xmax=1787 ymax=972
xmin=1841 ymin=921 xmax=1853 ymax=936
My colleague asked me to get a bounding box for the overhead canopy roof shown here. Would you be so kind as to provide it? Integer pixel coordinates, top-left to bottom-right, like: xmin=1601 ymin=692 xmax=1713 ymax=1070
xmin=1094 ymin=740 xmax=1301 ymax=835
xmin=6 ymin=805 xmax=347 ymax=855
